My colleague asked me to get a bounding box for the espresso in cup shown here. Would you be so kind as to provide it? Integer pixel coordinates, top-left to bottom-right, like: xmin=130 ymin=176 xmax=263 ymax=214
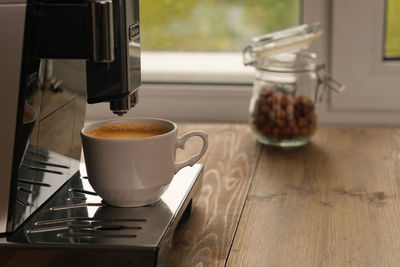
xmin=85 ymin=123 xmax=170 ymax=139
xmin=81 ymin=117 xmax=208 ymax=207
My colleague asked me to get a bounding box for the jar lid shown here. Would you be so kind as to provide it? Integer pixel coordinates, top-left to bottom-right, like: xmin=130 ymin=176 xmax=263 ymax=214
xmin=243 ymin=23 xmax=322 ymax=71
xmin=253 ymin=51 xmax=319 ymax=72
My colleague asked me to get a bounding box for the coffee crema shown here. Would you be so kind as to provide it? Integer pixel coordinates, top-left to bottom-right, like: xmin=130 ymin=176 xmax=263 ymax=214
xmin=85 ymin=123 xmax=170 ymax=139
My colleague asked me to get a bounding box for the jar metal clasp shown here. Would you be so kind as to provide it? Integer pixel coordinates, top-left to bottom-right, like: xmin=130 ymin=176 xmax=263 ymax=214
xmin=243 ymin=45 xmax=255 ymax=66
xmin=315 ymin=64 xmax=346 ymax=103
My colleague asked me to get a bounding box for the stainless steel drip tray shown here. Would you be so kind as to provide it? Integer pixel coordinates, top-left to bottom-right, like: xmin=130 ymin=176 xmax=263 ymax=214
xmin=0 ymin=164 xmax=203 ymax=267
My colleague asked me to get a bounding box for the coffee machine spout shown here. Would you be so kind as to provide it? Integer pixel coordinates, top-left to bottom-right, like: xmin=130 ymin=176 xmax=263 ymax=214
xmin=30 ymin=0 xmax=141 ymax=115
xmin=86 ymin=0 xmax=142 ymax=115
xmin=110 ymin=89 xmax=139 ymax=116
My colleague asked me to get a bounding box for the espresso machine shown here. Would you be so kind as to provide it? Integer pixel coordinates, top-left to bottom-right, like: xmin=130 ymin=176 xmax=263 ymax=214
xmin=0 ymin=0 xmax=203 ymax=266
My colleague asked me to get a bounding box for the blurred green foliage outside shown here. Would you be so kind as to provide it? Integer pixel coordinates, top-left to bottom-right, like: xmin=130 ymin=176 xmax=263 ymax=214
xmin=139 ymin=0 xmax=300 ymax=52
xmin=385 ymin=0 xmax=400 ymax=58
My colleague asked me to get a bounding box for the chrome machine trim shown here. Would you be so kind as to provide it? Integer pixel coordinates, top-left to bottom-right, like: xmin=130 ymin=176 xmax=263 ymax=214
xmin=0 ymin=2 xmax=26 ymax=233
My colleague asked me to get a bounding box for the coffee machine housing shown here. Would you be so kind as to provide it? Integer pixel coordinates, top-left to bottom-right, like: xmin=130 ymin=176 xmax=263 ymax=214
xmin=0 ymin=0 xmax=141 ymax=234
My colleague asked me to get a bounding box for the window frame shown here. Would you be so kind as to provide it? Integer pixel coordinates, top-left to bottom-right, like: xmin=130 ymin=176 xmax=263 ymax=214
xmin=310 ymin=0 xmax=400 ymax=126
xmin=141 ymin=51 xmax=253 ymax=84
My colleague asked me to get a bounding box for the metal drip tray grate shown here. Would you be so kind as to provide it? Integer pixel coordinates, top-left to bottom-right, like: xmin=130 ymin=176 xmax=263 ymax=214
xmin=12 ymin=145 xmax=80 ymax=230
xmin=1 ymin=164 xmax=203 ymax=267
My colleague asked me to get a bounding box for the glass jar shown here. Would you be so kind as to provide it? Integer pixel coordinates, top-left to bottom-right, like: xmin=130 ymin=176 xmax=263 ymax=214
xmin=243 ymin=24 xmax=345 ymax=147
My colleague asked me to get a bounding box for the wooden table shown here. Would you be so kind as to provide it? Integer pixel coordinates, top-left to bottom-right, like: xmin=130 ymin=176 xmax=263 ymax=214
xmin=169 ymin=124 xmax=400 ymax=267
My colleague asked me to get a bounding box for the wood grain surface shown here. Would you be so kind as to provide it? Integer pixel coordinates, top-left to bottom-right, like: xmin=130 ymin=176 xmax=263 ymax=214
xmin=227 ymin=128 xmax=400 ymax=267
xmin=167 ymin=124 xmax=261 ymax=267
xmin=5 ymin=125 xmax=400 ymax=267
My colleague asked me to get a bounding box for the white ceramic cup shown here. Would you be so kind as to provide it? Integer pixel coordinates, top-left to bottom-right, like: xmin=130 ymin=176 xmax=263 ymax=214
xmin=80 ymin=117 xmax=208 ymax=207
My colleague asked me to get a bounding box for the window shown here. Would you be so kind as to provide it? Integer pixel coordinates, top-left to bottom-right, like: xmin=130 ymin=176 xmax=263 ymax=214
xmin=140 ymin=0 xmax=300 ymax=52
xmin=87 ymin=0 xmax=400 ymax=125
xmin=139 ymin=0 xmax=301 ymax=83
xmin=302 ymin=0 xmax=400 ymax=125
xmin=104 ymin=0 xmax=302 ymax=123
xmin=384 ymin=0 xmax=400 ymax=59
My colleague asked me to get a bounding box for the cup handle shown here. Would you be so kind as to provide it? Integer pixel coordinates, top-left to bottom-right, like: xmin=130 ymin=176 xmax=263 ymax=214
xmin=174 ymin=131 xmax=208 ymax=174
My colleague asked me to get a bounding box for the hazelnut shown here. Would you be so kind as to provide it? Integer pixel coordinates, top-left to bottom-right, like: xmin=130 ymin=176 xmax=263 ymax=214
xmin=275 ymin=92 xmax=283 ymax=99
xmin=286 ymin=105 xmax=294 ymax=117
xmin=266 ymin=90 xmax=274 ymax=97
xmin=280 ymin=95 xmax=288 ymax=107
xmin=272 ymin=127 xmax=280 ymax=138
xmin=262 ymin=126 xmax=272 ymax=135
xmin=295 ymin=95 xmax=304 ymax=104
xmin=286 ymin=94 xmax=295 ymax=104
xmin=267 ymin=119 xmax=275 ymax=128
xmin=257 ymin=115 xmax=267 ymax=124
xmin=298 ymin=117 xmax=307 ymax=127
xmin=269 ymin=111 xmax=277 ymax=120
xmin=279 ymin=108 xmax=286 ymax=119
xmin=293 ymin=126 xmax=300 ymax=136
xmin=277 ymin=119 xmax=286 ymax=128
xmin=259 ymin=97 xmax=268 ymax=106
xmin=261 ymin=105 xmax=270 ymax=115
xmin=252 ymin=118 xmax=259 ymax=127
xmin=283 ymin=127 xmax=292 ymax=137
xmin=301 ymin=127 xmax=309 ymax=136
xmin=253 ymin=90 xmax=317 ymax=142
xmin=304 ymin=98 xmax=313 ymax=107
xmin=288 ymin=118 xmax=296 ymax=128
